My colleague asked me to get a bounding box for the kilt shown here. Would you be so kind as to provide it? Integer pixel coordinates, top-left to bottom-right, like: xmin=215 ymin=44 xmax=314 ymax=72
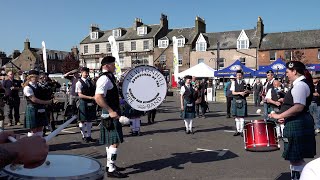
xmin=78 ymin=99 xmax=96 ymax=122
xmin=99 ymin=120 xmax=124 ymax=145
xmin=282 ymin=113 xmax=316 ymax=161
xmin=24 ymin=104 xmax=48 ymax=129
xmin=180 ymin=100 xmax=196 ymax=119
xmin=231 ymin=99 xmax=247 ymax=117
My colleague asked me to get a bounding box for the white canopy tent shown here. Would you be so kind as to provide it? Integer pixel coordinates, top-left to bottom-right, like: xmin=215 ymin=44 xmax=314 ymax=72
xmin=178 ymin=62 xmax=216 ymax=78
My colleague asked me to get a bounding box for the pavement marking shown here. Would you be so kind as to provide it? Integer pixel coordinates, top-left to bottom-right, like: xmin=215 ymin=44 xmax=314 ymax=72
xmin=196 ymin=148 xmax=229 ymax=156
xmin=224 ymin=130 xmax=236 ymax=133
xmin=63 ymin=126 xmax=78 ymax=131
xmin=61 ymin=130 xmax=77 ymax=134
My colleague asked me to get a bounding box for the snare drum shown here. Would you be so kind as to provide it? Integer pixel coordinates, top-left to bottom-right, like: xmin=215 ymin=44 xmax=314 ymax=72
xmin=243 ymin=120 xmax=279 ymax=152
xmin=0 ymin=154 xmax=104 ymax=180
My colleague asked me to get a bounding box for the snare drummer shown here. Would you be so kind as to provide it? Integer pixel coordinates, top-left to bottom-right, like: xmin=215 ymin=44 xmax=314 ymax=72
xmin=75 ymin=67 xmax=96 ymax=143
xmin=23 ymin=70 xmax=53 ymax=137
xmin=180 ymin=75 xmax=196 ymax=134
xmin=95 ymin=56 xmax=127 ymax=178
xmin=269 ymin=61 xmax=316 ymax=180
xmin=230 ymin=70 xmax=249 ymax=136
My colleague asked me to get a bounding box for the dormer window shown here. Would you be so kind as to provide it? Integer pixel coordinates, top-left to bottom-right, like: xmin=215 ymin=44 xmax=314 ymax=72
xmin=158 ymin=39 xmax=168 ymax=48
xmin=90 ymin=32 xmax=98 ymax=40
xmin=137 ymin=26 xmax=147 ymax=36
xmin=237 ymin=30 xmax=249 ymax=49
xmin=177 ymin=38 xmax=185 ymax=47
xmin=196 ymin=33 xmax=207 ymax=51
xmin=113 ymin=29 xmax=122 ymax=38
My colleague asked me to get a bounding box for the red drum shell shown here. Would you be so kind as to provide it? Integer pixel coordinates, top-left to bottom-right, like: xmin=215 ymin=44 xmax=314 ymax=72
xmin=244 ymin=120 xmax=279 ymax=152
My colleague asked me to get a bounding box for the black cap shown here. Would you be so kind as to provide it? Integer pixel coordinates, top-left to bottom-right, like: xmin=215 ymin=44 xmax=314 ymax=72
xmin=236 ymin=70 xmax=243 ymax=74
xmin=185 ymin=75 xmax=192 ymax=80
xmin=28 ymin=70 xmax=39 ymax=76
xmin=266 ymin=70 xmax=274 ymax=74
xmin=286 ymin=61 xmax=306 ymax=70
xmin=80 ymin=67 xmax=90 ymax=72
xmin=101 ymin=56 xmax=115 ymax=66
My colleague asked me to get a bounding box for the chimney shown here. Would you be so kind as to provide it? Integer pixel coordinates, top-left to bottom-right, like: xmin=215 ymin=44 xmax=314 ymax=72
xmin=133 ymin=18 xmax=143 ymax=30
xmin=257 ymin=16 xmax=264 ymax=39
xmin=160 ymin=13 xmax=168 ymax=30
xmin=195 ymin=16 xmax=206 ymax=34
xmin=90 ymin=24 xmax=99 ymax=32
xmin=71 ymin=46 xmax=79 ymax=60
xmin=12 ymin=50 xmax=21 ymax=59
xmin=24 ymin=38 xmax=30 ymax=50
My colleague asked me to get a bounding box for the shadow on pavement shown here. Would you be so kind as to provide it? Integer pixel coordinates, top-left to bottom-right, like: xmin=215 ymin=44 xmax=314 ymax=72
xmin=195 ymin=126 xmax=234 ymax=133
xmin=127 ymin=150 xmax=238 ymax=175
xmin=274 ymin=172 xmax=291 ymax=180
xmin=49 ymin=141 xmax=100 ymax=151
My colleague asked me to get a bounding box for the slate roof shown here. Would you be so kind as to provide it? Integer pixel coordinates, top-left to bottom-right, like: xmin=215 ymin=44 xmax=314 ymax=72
xmin=80 ymin=25 xmax=161 ymax=44
xmin=202 ymin=29 xmax=260 ymax=50
xmin=260 ymin=29 xmax=320 ymax=50
xmin=161 ymin=27 xmax=197 ymax=45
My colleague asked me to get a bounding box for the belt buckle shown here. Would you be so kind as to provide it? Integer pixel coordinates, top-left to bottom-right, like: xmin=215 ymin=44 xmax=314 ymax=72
xmin=38 ymin=109 xmax=45 ymax=113
xmin=87 ymin=103 xmax=93 ymax=106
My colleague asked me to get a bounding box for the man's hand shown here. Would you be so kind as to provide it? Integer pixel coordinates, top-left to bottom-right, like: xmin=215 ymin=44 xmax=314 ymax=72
xmin=109 ymin=111 xmax=119 ymax=119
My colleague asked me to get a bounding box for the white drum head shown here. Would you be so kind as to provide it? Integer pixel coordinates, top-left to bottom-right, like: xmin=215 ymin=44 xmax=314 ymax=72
xmin=122 ymin=65 xmax=167 ymax=111
xmin=3 ymin=154 xmax=103 ymax=179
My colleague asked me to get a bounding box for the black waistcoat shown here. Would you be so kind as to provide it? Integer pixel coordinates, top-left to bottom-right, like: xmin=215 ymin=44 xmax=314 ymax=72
xmin=38 ymin=82 xmax=53 ymax=101
xmin=101 ymin=72 xmax=120 ymax=113
xmin=234 ymin=80 xmax=246 ymax=99
xmin=280 ymin=79 xmax=313 ymax=116
xmin=183 ymin=85 xmax=194 ymax=102
xmin=79 ymin=78 xmax=96 ymax=102
xmin=26 ymin=84 xmax=46 ymax=105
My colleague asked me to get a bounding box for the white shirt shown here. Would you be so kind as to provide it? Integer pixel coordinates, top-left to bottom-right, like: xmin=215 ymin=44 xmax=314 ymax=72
xmin=230 ymin=79 xmax=245 ymax=92
xmin=23 ymin=82 xmax=37 ymax=97
xmin=95 ymin=73 xmax=114 ymax=97
xmin=180 ymin=83 xmax=191 ymax=95
xmin=291 ymin=76 xmax=310 ymax=106
xmin=75 ymin=77 xmax=90 ymax=93
xmin=300 ymin=157 xmax=320 ymax=180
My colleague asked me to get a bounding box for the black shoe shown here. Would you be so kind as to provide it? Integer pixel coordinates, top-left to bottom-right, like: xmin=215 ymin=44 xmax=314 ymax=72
xmin=227 ymin=115 xmax=231 ymax=118
xmin=86 ymin=137 xmax=96 ymax=142
xmin=190 ymin=129 xmax=194 ymax=134
xmin=240 ymin=132 xmax=243 ymax=137
xmin=233 ymin=132 xmax=240 ymax=136
xmin=185 ymin=130 xmax=190 ymax=134
xmin=105 ymin=165 xmax=126 ymax=172
xmin=107 ymin=170 xmax=128 ymax=178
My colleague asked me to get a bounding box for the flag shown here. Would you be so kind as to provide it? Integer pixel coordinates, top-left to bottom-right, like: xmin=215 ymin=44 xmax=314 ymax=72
xmin=41 ymin=41 xmax=47 ymax=72
xmin=172 ymin=36 xmax=179 ymax=82
xmin=108 ymin=36 xmax=122 ymax=78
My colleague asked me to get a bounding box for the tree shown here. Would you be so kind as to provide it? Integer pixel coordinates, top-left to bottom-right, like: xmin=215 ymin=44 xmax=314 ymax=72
xmin=61 ymin=53 xmax=80 ymax=74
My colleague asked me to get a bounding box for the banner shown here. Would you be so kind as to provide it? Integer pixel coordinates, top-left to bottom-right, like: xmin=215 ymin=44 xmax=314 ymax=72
xmin=41 ymin=41 xmax=47 ymax=72
xmin=172 ymin=36 xmax=179 ymax=82
xmin=107 ymin=36 xmax=122 ymax=78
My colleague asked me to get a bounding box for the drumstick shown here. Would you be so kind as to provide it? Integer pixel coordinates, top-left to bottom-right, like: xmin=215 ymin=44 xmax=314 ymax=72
xmin=44 ymin=115 xmax=77 ymax=142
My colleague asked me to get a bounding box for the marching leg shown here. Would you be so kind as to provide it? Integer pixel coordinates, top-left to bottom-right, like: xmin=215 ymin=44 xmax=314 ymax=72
xmin=239 ymin=118 xmax=244 ymax=137
xmin=79 ymin=122 xmax=86 ymax=141
xmin=189 ymin=119 xmax=193 ymax=134
xmin=234 ymin=118 xmax=240 ymax=136
xmin=184 ymin=119 xmax=190 ymax=134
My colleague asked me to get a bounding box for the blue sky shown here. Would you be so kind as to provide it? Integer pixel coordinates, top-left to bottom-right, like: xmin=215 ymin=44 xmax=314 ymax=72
xmin=1 ymin=0 xmax=320 ymax=55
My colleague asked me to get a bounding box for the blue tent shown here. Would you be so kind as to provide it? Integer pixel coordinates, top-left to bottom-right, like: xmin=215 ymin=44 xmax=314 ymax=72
xmin=254 ymin=58 xmax=286 ymax=77
xmin=214 ymin=60 xmax=255 ymax=77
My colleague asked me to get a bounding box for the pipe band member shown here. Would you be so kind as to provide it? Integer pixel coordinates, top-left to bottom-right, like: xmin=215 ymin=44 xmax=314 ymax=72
xmin=263 ymin=70 xmax=275 ymax=119
xmin=76 ymin=67 xmax=96 ymax=143
xmin=95 ymin=56 xmax=127 ymax=178
xmin=180 ymin=75 xmax=196 ymax=134
xmin=269 ymin=61 xmax=316 ymax=180
xmin=23 ymin=70 xmax=52 ymax=137
xmin=230 ymin=70 xmax=249 ymax=137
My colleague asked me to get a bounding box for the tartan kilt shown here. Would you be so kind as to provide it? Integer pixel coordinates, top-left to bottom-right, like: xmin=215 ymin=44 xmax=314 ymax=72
xmin=282 ymin=113 xmax=316 ymax=161
xmin=180 ymin=100 xmax=196 ymax=119
xmin=99 ymin=120 xmax=124 ymax=145
xmin=24 ymin=104 xmax=48 ymax=129
xmin=78 ymin=99 xmax=96 ymax=122
xmin=231 ymin=99 xmax=247 ymax=117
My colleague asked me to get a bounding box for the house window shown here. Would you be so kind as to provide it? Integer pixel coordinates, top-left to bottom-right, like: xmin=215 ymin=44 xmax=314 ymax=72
xmin=119 ymin=42 xmax=124 ymax=52
xmin=112 ymin=29 xmax=121 ymax=38
xmin=178 ymin=54 xmax=183 ymax=66
xmin=84 ymin=45 xmax=88 ymax=54
xmin=106 ymin=43 xmax=111 ymax=52
xmin=198 ymin=58 xmax=204 ymax=64
xmin=240 ymin=58 xmax=246 ymax=66
xmin=196 ymin=42 xmax=206 ymax=51
xmin=119 ymin=56 xmax=124 ymax=67
xmin=95 ymin=44 xmax=99 ymax=53
xmin=237 ymin=40 xmax=249 ymax=49
xmin=143 ymin=41 xmax=149 ymax=50
xmin=318 ymin=49 xmax=320 ymax=60
xmin=90 ymin=32 xmax=98 ymax=40
xmin=52 ymin=64 xmax=56 ymax=71
xmin=177 ymin=38 xmax=185 ymax=47
xmin=158 ymin=40 xmax=168 ymax=48
xmin=270 ymin=51 xmax=276 ymax=61
xmin=131 ymin=42 xmax=136 ymax=51
xmin=160 ymin=55 xmax=166 ymax=64
xmin=132 ymin=55 xmax=149 ymax=66
xmin=137 ymin=26 xmax=147 ymax=35
xmin=218 ymin=58 xmax=225 ymax=69
xmin=285 ymin=50 xmax=292 ymax=61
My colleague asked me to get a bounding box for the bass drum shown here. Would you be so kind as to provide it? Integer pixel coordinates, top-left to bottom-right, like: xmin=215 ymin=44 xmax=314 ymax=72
xmin=0 ymin=154 xmax=104 ymax=180
xmin=121 ymin=65 xmax=167 ymax=111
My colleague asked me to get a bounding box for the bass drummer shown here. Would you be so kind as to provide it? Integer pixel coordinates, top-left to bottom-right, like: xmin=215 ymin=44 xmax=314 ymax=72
xmin=269 ymin=61 xmax=316 ymax=180
xmin=230 ymin=70 xmax=250 ymax=137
